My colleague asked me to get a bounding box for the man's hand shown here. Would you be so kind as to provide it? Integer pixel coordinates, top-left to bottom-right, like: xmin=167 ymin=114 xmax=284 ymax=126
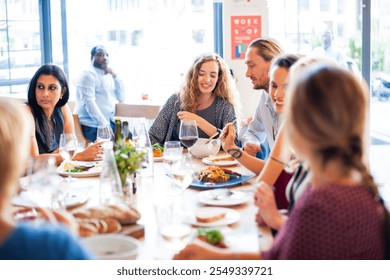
xmin=104 ymin=68 xmax=117 ymax=78
xmin=243 ymin=142 xmax=262 ymax=157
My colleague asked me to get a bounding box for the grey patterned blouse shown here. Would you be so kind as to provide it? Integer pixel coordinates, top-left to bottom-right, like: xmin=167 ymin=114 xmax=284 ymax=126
xmin=148 ymin=93 xmax=238 ymax=146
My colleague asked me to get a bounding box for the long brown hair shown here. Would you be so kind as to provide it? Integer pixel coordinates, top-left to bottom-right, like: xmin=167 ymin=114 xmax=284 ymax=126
xmin=179 ymin=52 xmax=240 ymax=114
xmin=285 ymin=65 xmax=390 ymax=259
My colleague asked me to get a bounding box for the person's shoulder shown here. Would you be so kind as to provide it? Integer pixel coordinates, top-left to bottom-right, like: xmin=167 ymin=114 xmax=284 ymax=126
xmin=258 ymin=90 xmax=269 ymax=102
xmin=216 ymin=96 xmax=234 ymax=108
xmin=78 ymin=67 xmax=98 ymax=79
xmin=165 ymin=92 xmax=180 ymax=104
xmin=23 ymin=103 xmax=32 ymax=113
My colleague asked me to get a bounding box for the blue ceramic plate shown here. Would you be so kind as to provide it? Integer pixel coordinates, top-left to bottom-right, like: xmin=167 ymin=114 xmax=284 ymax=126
xmin=190 ymin=173 xmax=255 ymax=190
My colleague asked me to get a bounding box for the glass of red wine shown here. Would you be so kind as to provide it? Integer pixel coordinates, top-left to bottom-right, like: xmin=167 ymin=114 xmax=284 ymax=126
xmin=179 ymin=119 xmax=199 ymax=167
xmin=179 ymin=120 xmax=199 ymax=149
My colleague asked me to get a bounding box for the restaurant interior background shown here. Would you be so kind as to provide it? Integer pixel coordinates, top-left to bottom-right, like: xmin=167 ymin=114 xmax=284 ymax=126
xmin=0 ymin=0 xmax=389 ymax=200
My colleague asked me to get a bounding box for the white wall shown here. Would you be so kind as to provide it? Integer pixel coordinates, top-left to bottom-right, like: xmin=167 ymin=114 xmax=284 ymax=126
xmin=223 ymin=0 xmax=269 ymax=120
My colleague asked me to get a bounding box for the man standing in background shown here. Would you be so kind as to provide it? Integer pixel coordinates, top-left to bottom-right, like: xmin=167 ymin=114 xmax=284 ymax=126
xmin=312 ymin=28 xmax=345 ymax=64
xmin=74 ymin=45 xmax=126 ymax=142
xmin=241 ymin=38 xmax=284 ymax=159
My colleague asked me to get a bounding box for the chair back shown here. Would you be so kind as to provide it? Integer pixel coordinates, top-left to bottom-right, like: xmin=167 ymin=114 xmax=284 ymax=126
xmin=73 ymin=114 xmax=89 ymax=148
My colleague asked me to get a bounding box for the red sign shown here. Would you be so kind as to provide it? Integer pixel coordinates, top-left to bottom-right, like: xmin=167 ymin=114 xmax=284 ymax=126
xmin=231 ymin=15 xmax=262 ymax=60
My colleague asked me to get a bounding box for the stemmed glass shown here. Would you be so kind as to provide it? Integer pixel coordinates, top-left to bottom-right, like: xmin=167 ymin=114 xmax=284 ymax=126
xmin=178 ymin=120 xmax=199 ymax=150
xmin=170 ymin=155 xmax=196 ymax=194
xmin=59 ymin=133 xmax=79 ymax=182
xmin=163 ymin=141 xmax=183 ymax=174
xmin=21 ymin=156 xmax=64 ymax=210
xmin=97 ymin=125 xmax=113 ymax=142
xmin=163 ymin=141 xmax=183 ymax=194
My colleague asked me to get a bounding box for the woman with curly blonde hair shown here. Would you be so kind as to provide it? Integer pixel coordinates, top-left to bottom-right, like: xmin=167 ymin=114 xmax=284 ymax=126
xmin=149 ymin=52 xmax=240 ymax=145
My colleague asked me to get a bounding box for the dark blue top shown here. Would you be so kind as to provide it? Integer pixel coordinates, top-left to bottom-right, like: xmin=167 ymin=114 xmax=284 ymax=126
xmin=0 ymin=222 xmax=94 ymax=260
xmin=35 ymin=106 xmax=64 ymax=154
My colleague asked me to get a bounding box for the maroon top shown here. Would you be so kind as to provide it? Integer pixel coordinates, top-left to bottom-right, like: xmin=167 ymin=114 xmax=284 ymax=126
xmin=262 ymin=183 xmax=384 ymax=259
xmin=273 ymin=169 xmax=293 ymax=210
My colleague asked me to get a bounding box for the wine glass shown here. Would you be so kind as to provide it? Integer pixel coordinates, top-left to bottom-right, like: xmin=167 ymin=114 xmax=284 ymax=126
xmin=163 ymin=141 xmax=183 ymax=174
xmin=59 ymin=133 xmax=79 ymax=182
xmin=179 ymin=120 xmax=199 ymax=149
xmin=97 ymin=125 xmax=113 ymax=142
xmin=170 ymin=155 xmax=196 ymax=195
xmin=23 ymin=156 xmax=64 ymax=209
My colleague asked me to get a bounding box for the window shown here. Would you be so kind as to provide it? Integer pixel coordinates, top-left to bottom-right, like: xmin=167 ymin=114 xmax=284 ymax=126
xmin=0 ymin=0 xmax=41 ymax=94
xmin=64 ymin=0 xmax=214 ymax=104
xmin=370 ymin=0 xmax=390 ymax=185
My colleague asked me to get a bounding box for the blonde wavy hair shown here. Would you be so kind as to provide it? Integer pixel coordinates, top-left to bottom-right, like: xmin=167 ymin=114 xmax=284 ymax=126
xmin=179 ymin=52 xmax=240 ymax=115
xmin=0 ymin=100 xmax=29 ymax=197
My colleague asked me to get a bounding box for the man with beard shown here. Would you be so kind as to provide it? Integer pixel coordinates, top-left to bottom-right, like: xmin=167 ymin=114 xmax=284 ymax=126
xmin=74 ymin=45 xmax=125 ymax=142
xmin=241 ymin=38 xmax=284 ymax=159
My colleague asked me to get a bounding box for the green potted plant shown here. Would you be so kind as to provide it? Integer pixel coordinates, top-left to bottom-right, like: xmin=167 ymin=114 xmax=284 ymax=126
xmin=114 ymin=143 xmax=146 ymax=190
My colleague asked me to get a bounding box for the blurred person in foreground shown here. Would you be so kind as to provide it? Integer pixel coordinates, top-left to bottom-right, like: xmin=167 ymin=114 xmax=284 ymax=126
xmin=74 ymin=45 xmax=126 ymax=142
xmin=0 ymin=99 xmax=93 ymax=260
xmin=24 ymin=64 xmax=102 ymax=165
xmin=148 ymin=52 xmax=240 ymax=146
xmin=175 ymin=65 xmax=389 ymax=259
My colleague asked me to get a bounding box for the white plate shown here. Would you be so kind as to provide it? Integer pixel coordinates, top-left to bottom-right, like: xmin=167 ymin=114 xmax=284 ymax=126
xmin=154 ymin=156 xmax=163 ymax=162
xmin=12 ymin=187 xmax=91 ymax=208
xmin=57 ymin=161 xmax=102 ymax=178
xmin=202 ymin=156 xmax=238 ymax=167
xmin=197 ymin=189 xmax=250 ymax=206
xmin=189 ymin=207 xmax=240 ymax=227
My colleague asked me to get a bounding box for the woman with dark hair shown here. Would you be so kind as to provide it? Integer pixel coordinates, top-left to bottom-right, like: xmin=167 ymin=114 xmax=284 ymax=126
xmin=25 ymin=64 xmax=101 ymax=164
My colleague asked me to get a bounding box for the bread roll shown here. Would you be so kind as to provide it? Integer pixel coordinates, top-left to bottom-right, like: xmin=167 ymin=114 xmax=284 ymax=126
xmin=71 ymin=204 xmax=141 ymax=225
xmin=195 ymin=208 xmax=226 ymax=223
xmin=78 ymin=222 xmax=98 ymax=237
xmin=105 ymin=218 xmax=122 ymax=233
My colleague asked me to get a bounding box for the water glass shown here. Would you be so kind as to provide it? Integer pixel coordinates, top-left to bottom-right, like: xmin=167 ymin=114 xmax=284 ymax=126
xmin=59 ymin=133 xmax=79 ymax=182
xmin=97 ymin=125 xmax=113 ymax=142
xmin=163 ymin=141 xmax=183 ymax=174
xmin=132 ymin=121 xmax=154 ymax=178
xmin=153 ymin=197 xmax=192 ymax=258
xmin=25 ymin=156 xmax=64 ymax=209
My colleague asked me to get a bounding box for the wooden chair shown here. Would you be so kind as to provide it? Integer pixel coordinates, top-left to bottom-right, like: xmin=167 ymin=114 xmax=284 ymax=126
xmin=73 ymin=114 xmax=90 ymax=148
xmin=115 ymin=103 xmax=160 ymax=119
xmin=115 ymin=103 xmax=161 ymax=129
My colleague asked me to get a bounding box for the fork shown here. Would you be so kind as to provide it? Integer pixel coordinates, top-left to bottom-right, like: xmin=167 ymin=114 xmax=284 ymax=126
xmin=204 ymin=131 xmax=220 ymax=145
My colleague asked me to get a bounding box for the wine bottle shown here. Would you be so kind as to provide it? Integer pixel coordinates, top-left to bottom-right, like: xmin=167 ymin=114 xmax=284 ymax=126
xmin=114 ymin=118 xmax=123 ymax=150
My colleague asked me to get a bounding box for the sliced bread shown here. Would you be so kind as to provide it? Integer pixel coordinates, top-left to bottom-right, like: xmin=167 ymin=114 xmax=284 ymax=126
xmin=195 ymin=207 xmax=227 ymax=223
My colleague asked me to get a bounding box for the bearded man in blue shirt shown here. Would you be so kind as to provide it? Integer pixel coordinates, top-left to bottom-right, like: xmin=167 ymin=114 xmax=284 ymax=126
xmin=74 ymin=45 xmax=126 ymax=142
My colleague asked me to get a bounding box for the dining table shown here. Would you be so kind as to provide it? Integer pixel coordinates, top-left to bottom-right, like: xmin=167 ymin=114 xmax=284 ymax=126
xmin=14 ymin=151 xmax=275 ymax=260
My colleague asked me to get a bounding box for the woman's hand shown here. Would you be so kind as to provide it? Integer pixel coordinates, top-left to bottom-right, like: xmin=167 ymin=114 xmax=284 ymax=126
xmin=177 ymin=111 xmax=198 ymax=123
xmin=173 ymin=242 xmax=222 ymax=260
xmin=254 ymin=181 xmax=286 ymax=230
xmin=220 ymin=122 xmax=237 ymax=151
xmin=72 ymin=141 xmax=104 ymax=161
